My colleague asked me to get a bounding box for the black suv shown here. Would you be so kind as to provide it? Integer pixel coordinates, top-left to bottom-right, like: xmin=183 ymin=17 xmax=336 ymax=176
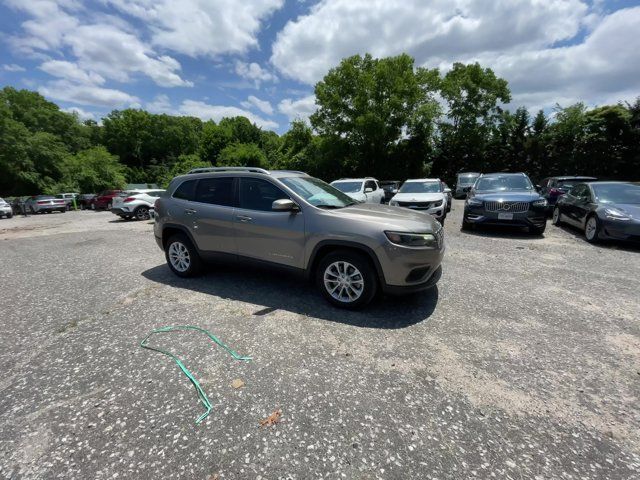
xmin=462 ymin=173 xmax=548 ymax=235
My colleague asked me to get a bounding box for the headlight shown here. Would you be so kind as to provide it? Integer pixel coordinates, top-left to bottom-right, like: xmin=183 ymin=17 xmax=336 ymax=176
xmin=532 ymin=199 xmax=548 ymax=207
xmin=434 ymin=200 xmax=443 ymax=207
xmin=604 ymin=208 xmax=632 ymax=221
xmin=389 ymin=201 xmax=399 ymax=206
xmin=466 ymin=197 xmax=482 ymax=206
xmin=385 ymin=231 xmax=439 ymax=248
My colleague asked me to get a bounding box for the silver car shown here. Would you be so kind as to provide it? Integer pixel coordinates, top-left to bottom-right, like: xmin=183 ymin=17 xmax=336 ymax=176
xmin=0 ymin=197 xmax=13 ymax=218
xmin=154 ymin=167 xmax=445 ymax=309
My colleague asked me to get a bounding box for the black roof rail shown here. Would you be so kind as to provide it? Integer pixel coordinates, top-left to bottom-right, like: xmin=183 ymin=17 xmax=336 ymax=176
xmin=187 ymin=167 xmax=270 ymax=175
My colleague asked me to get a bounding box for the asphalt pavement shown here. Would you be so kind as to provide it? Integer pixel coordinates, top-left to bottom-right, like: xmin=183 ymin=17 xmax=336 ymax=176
xmin=1 ymin=203 xmax=639 ymax=479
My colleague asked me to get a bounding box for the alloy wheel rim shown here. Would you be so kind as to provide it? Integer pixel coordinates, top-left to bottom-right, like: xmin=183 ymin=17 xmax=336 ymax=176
xmin=323 ymin=261 xmax=364 ymax=303
xmin=137 ymin=207 xmax=149 ymax=220
xmin=168 ymin=241 xmax=190 ymax=272
xmin=586 ymin=218 xmax=597 ymax=239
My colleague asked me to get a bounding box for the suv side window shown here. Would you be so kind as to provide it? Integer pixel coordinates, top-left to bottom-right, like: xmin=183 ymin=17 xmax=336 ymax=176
xmin=173 ymin=180 xmax=197 ymax=201
xmin=195 ymin=177 xmax=234 ymax=206
xmin=239 ymin=178 xmax=289 ymax=211
xmin=365 ymin=180 xmax=377 ymax=191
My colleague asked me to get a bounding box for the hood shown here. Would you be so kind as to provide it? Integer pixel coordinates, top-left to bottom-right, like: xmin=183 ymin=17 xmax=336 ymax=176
xmin=392 ymin=192 xmax=445 ymax=203
xmin=601 ymin=203 xmax=640 ymax=219
xmin=473 ymin=190 xmax=542 ymax=202
xmin=329 ymin=203 xmax=441 ymax=232
xmin=343 ymin=192 xmax=366 ymax=201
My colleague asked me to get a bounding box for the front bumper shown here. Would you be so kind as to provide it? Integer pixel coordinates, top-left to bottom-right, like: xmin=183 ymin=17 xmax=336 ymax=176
xmin=464 ymin=204 xmax=547 ymax=228
xmin=374 ymin=230 xmax=445 ymax=292
xmin=600 ymin=219 xmax=640 ymax=242
xmin=0 ymin=207 xmax=11 ymax=215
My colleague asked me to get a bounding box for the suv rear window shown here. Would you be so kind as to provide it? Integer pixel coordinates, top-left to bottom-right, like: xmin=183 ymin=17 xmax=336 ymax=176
xmin=195 ymin=177 xmax=234 ymax=206
xmin=173 ymin=180 xmax=196 ymax=201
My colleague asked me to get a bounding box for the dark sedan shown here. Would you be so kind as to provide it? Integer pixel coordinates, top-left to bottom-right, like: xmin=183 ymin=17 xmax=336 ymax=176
xmin=539 ymin=176 xmax=597 ymax=213
xmin=552 ymin=181 xmax=640 ymax=243
xmin=462 ymin=173 xmax=548 ymax=235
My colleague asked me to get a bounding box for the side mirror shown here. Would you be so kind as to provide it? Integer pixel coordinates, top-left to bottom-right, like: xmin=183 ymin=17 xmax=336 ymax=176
xmin=364 ymin=187 xmax=374 ymax=193
xmin=272 ymin=198 xmax=299 ymax=212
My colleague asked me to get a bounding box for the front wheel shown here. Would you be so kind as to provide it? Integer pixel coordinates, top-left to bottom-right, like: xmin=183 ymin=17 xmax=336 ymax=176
xmin=529 ymin=223 xmax=546 ymax=235
xmin=461 ymin=216 xmax=472 ymax=231
xmin=316 ymin=250 xmax=377 ymax=309
xmin=585 ymin=215 xmax=600 ymax=243
xmin=551 ymin=207 xmax=562 ymax=226
xmin=165 ymin=233 xmax=203 ymax=277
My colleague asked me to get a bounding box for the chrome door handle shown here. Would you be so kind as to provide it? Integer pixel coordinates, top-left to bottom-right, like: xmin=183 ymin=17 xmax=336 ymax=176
xmin=185 ymin=208 xmax=196 ymax=215
xmin=236 ymin=215 xmax=252 ymax=222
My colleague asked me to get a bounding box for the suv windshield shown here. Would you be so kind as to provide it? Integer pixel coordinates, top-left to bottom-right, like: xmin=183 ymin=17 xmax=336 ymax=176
xmin=399 ymin=182 xmax=441 ymax=193
xmin=592 ymin=183 xmax=640 ymax=204
xmin=281 ymin=177 xmax=357 ymax=208
xmin=475 ymin=175 xmax=533 ymax=192
xmin=332 ymin=181 xmax=363 ymax=193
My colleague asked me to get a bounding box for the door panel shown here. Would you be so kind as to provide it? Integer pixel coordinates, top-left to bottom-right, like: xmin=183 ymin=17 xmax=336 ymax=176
xmin=191 ymin=177 xmax=237 ymax=254
xmin=235 ymin=178 xmax=305 ymax=269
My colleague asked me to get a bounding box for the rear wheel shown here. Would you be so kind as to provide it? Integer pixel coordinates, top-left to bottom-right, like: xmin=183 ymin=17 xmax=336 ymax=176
xmin=165 ymin=233 xmax=203 ymax=277
xmin=585 ymin=215 xmax=600 ymax=243
xmin=134 ymin=206 xmax=150 ymax=220
xmin=551 ymin=206 xmax=562 ymax=226
xmin=316 ymin=250 xmax=377 ymax=309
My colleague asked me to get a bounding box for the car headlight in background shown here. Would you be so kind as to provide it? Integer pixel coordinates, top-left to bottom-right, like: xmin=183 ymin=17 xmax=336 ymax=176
xmin=604 ymin=208 xmax=632 ymax=221
xmin=466 ymin=197 xmax=482 ymax=206
xmin=532 ymin=199 xmax=548 ymax=207
xmin=389 ymin=201 xmax=399 ymax=206
xmin=385 ymin=231 xmax=439 ymax=248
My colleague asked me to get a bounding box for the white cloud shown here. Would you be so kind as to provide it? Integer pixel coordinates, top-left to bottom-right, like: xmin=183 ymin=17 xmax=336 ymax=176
xmin=6 ymin=1 xmax=192 ymax=88
xmin=62 ymin=106 xmax=96 ymax=120
xmin=241 ymin=95 xmax=274 ymax=115
xmin=277 ymin=95 xmax=316 ymax=123
xmin=39 ymin=80 xmax=140 ymax=107
xmin=2 ymin=64 xmax=27 ymax=72
xmin=437 ymin=7 xmax=640 ymax=111
xmin=106 ymin=0 xmax=284 ymax=57
xmin=179 ymin=100 xmax=278 ymax=130
xmin=146 ymin=94 xmax=173 ymax=114
xmin=234 ymin=61 xmax=277 ymax=87
xmin=39 ymin=60 xmax=105 ymax=85
xmin=270 ymin=0 xmax=640 ymax=111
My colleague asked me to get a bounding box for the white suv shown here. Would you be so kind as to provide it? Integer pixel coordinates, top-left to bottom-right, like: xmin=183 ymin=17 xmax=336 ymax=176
xmin=389 ymin=178 xmax=448 ymax=224
xmin=330 ymin=178 xmax=385 ymax=204
xmin=111 ymin=189 xmax=165 ymax=220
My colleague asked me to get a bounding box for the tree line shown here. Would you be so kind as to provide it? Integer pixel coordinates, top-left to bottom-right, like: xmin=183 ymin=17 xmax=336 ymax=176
xmin=1 ymin=53 xmax=638 ymax=196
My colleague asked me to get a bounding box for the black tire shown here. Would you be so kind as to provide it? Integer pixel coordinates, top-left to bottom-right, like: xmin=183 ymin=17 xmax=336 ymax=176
xmin=461 ymin=215 xmax=472 ymax=231
xmin=134 ymin=206 xmax=150 ymax=221
xmin=529 ymin=223 xmax=546 ymax=235
xmin=551 ymin=206 xmax=562 ymax=226
xmin=7 ymin=213 xmax=12 ymax=219
xmin=316 ymin=250 xmax=378 ymax=309
xmin=165 ymin=233 xmax=203 ymax=277
xmin=584 ymin=214 xmax=601 ymax=244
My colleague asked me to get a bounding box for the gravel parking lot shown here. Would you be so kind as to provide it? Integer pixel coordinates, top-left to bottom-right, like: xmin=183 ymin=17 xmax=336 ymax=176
xmin=1 ymin=202 xmax=639 ymax=479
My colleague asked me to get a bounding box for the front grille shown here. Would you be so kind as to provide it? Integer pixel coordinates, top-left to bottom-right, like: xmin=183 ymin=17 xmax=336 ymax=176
xmin=398 ymin=200 xmax=443 ymax=209
xmin=485 ymin=201 xmax=529 ymax=213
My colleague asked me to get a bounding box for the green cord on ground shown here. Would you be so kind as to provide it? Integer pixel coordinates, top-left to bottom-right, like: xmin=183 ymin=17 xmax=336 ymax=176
xmin=140 ymin=325 xmax=252 ymax=424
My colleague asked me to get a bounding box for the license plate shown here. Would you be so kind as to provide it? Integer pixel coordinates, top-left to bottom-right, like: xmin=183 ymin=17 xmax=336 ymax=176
xmin=498 ymin=213 xmax=513 ymax=220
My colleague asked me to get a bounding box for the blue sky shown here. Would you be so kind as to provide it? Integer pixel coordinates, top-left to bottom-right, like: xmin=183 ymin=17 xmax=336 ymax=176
xmin=1 ymin=0 xmax=639 ymax=133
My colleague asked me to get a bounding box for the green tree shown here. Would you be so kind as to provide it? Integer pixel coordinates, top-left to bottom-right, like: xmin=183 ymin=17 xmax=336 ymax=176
xmin=217 ymin=143 xmax=267 ymax=168
xmin=311 ymin=53 xmax=441 ymax=178
xmin=52 ymin=147 xmax=126 ymax=193
xmin=199 ymin=120 xmax=232 ymax=164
